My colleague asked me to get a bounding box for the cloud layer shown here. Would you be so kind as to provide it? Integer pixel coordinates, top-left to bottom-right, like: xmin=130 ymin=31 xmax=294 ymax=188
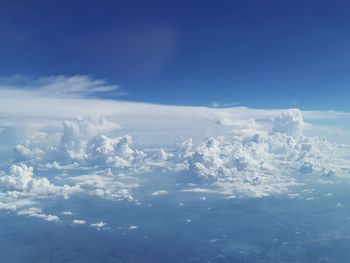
xmin=0 ymin=75 xmax=350 ymax=228
xmin=6 ymin=109 xmax=350 ymax=202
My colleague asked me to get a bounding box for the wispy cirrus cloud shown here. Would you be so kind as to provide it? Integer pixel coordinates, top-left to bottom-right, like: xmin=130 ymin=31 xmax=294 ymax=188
xmin=0 ymin=74 xmax=125 ymax=98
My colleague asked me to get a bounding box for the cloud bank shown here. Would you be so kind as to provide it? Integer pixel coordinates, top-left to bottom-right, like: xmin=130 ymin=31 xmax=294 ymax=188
xmin=0 ymin=74 xmax=350 ymax=227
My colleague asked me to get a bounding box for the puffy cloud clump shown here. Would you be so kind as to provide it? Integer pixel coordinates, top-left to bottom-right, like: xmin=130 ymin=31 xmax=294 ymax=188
xmin=272 ymin=109 xmax=304 ymax=136
xmin=0 ymin=164 xmax=81 ymax=199
xmin=14 ymin=118 xmax=147 ymax=169
xmin=14 ymin=132 xmax=59 ymax=162
xmin=178 ymin=135 xmax=293 ymax=197
xmin=187 ymin=134 xmax=347 ymax=177
xmin=91 ymin=221 xmax=108 ymax=230
xmin=87 ymin=135 xmax=146 ymax=168
xmin=185 ymin=136 xmax=268 ymax=179
xmin=177 ymin=110 xmax=350 ymax=197
xmin=266 ymin=132 xmax=350 ymax=178
xmin=15 ymin=143 xmax=46 ymax=162
xmin=58 ymin=117 xmax=120 ymax=161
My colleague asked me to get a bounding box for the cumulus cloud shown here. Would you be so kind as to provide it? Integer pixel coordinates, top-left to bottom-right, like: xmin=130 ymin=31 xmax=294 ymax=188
xmin=177 ymin=136 xmax=295 ymax=197
xmin=58 ymin=117 xmax=120 ymax=161
xmin=173 ymin=110 xmax=350 ymax=197
xmin=0 ymin=164 xmax=81 ymax=216
xmin=17 ymin=207 xmax=59 ymax=222
xmin=62 ymin=211 xmax=73 ymax=215
xmin=72 ymin=219 xmax=86 ymax=225
xmin=2 ymin=74 xmax=350 ymax=229
xmin=14 ymin=117 xmax=148 ymax=171
xmin=87 ymin=135 xmax=147 ymax=168
xmin=91 ymin=221 xmax=107 ymax=230
xmin=5 ymin=109 xmax=350 ymax=201
xmin=272 ymin=109 xmax=304 ymax=136
xmin=0 ymin=164 xmax=81 ymax=199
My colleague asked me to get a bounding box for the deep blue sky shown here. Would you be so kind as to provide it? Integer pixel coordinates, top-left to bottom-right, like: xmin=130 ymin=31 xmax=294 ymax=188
xmin=1 ymin=0 xmax=350 ymax=110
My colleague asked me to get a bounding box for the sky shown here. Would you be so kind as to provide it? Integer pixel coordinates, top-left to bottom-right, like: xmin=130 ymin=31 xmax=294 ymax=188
xmin=2 ymin=2 xmax=350 ymax=261
xmin=1 ymin=0 xmax=350 ymax=110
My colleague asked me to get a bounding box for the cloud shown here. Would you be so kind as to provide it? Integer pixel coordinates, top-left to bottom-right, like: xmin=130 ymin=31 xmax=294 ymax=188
xmin=59 ymin=117 xmax=120 ymax=161
xmin=4 ymin=109 xmax=350 ymax=202
xmin=0 ymin=164 xmax=81 ymax=199
xmin=17 ymin=207 xmax=60 ymax=222
xmin=25 ymin=112 xmax=350 ymax=197
xmin=151 ymin=190 xmax=168 ymax=196
xmin=272 ymin=109 xmax=304 ymax=136
xmin=72 ymin=219 xmax=86 ymax=225
xmin=0 ymin=196 xmax=35 ymax=211
xmin=0 ymin=164 xmax=81 ymax=215
xmin=87 ymin=135 xmax=147 ymax=168
xmin=68 ymin=172 xmax=137 ymax=202
xmin=91 ymin=221 xmax=107 ymax=230
xmin=62 ymin=211 xmax=73 ymax=215
xmin=178 ymin=136 xmax=296 ymax=197
xmin=1 ymin=75 xmax=350 ymax=146
xmin=14 ymin=118 xmax=147 ymax=170
xmin=1 ymin=74 xmax=350 ymax=226
xmin=174 ymin=110 xmax=350 ymax=197
xmin=0 ymin=75 xmax=122 ymax=98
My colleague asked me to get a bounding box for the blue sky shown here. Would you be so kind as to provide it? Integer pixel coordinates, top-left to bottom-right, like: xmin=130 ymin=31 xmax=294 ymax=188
xmin=3 ymin=3 xmax=350 ymax=261
xmin=1 ymin=0 xmax=350 ymax=110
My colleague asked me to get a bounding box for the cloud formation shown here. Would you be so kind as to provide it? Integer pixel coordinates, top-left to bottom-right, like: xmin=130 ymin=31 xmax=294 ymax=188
xmin=17 ymin=207 xmax=60 ymax=222
xmin=0 ymin=75 xmax=122 ymax=98
xmin=272 ymin=109 xmax=304 ymax=136
xmin=174 ymin=110 xmax=350 ymax=196
xmin=0 ymin=164 xmax=81 ymax=198
xmin=14 ymin=117 xmax=145 ymax=169
xmin=8 ymin=110 xmax=350 ymax=202
xmin=1 ymin=75 xmax=350 ymax=227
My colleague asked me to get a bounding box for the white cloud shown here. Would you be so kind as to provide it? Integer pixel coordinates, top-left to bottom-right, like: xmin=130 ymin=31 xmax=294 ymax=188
xmin=87 ymin=134 xmax=146 ymax=168
xmin=68 ymin=173 xmax=138 ymax=202
xmin=0 ymin=164 xmax=81 ymax=199
xmin=72 ymin=219 xmax=86 ymax=225
xmin=3 ymin=107 xmax=350 ymax=202
xmin=1 ymin=75 xmax=350 ymax=146
xmin=151 ymin=190 xmax=168 ymax=196
xmin=173 ymin=110 xmax=350 ymax=197
xmin=272 ymin=109 xmax=304 ymax=136
xmin=91 ymin=221 xmax=107 ymax=230
xmin=14 ymin=118 xmax=147 ymax=170
xmin=1 ymin=74 xmax=350 ymax=225
xmin=58 ymin=117 xmax=120 ymax=161
xmin=0 ymin=75 xmax=122 ymax=98
xmin=62 ymin=211 xmax=73 ymax=215
xmin=0 ymin=195 xmax=36 ymax=211
xmin=17 ymin=207 xmax=59 ymax=222
xmin=180 ymin=188 xmax=219 ymax=194
xmin=0 ymin=164 xmax=81 ymax=215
